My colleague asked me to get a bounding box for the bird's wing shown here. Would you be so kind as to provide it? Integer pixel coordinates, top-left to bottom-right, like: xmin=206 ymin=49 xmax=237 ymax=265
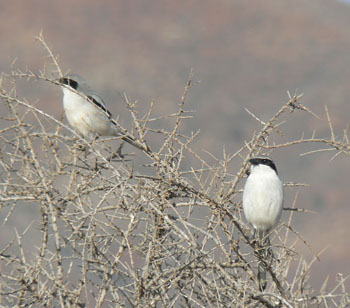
xmin=71 ymin=75 xmax=112 ymax=119
xmin=86 ymin=94 xmax=113 ymax=119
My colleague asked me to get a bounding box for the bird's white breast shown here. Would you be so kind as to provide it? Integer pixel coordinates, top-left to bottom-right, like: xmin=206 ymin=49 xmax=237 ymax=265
xmin=243 ymin=164 xmax=283 ymax=232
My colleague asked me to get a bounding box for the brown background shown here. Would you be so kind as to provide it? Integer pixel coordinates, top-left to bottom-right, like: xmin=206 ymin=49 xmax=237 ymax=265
xmin=1 ymin=0 xmax=350 ymax=289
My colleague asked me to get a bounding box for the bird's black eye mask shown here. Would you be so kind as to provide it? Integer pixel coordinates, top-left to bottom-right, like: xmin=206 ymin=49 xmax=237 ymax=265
xmin=59 ymin=77 xmax=78 ymax=90
xmin=249 ymin=158 xmax=278 ymax=174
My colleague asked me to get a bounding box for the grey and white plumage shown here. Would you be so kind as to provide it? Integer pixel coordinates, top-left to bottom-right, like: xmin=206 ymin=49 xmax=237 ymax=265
xmin=59 ymin=74 xmax=139 ymax=148
xmin=242 ymin=156 xmax=283 ymax=290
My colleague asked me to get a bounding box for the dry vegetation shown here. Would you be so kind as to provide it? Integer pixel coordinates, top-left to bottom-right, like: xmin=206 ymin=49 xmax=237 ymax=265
xmin=0 ymin=34 xmax=349 ymax=307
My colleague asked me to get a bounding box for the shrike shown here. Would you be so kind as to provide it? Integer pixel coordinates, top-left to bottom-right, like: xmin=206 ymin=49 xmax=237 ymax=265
xmin=242 ymin=156 xmax=283 ymax=290
xmin=59 ymin=74 xmax=146 ymax=152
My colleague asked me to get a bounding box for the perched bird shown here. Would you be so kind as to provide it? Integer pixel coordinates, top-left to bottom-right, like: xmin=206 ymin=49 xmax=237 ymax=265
xmin=59 ymin=74 xmax=145 ymax=151
xmin=242 ymin=156 xmax=283 ymax=290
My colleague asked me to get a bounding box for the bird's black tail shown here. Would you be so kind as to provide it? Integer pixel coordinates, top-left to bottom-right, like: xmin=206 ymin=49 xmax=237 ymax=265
xmin=257 ymin=256 xmax=267 ymax=291
xmin=256 ymin=231 xmax=272 ymax=291
xmin=110 ymin=119 xmax=151 ymax=155
xmin=121 ymin=134 xmax=151 ymax=155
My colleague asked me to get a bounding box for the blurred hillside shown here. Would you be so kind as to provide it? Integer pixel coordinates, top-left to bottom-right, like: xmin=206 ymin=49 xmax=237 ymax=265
xmin=1 ymin=0 xmax=350 ymax=288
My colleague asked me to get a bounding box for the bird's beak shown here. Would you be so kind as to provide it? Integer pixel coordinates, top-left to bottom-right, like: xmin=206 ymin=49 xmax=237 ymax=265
xmin=245 ymin=162 xmax=251 ymax=176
